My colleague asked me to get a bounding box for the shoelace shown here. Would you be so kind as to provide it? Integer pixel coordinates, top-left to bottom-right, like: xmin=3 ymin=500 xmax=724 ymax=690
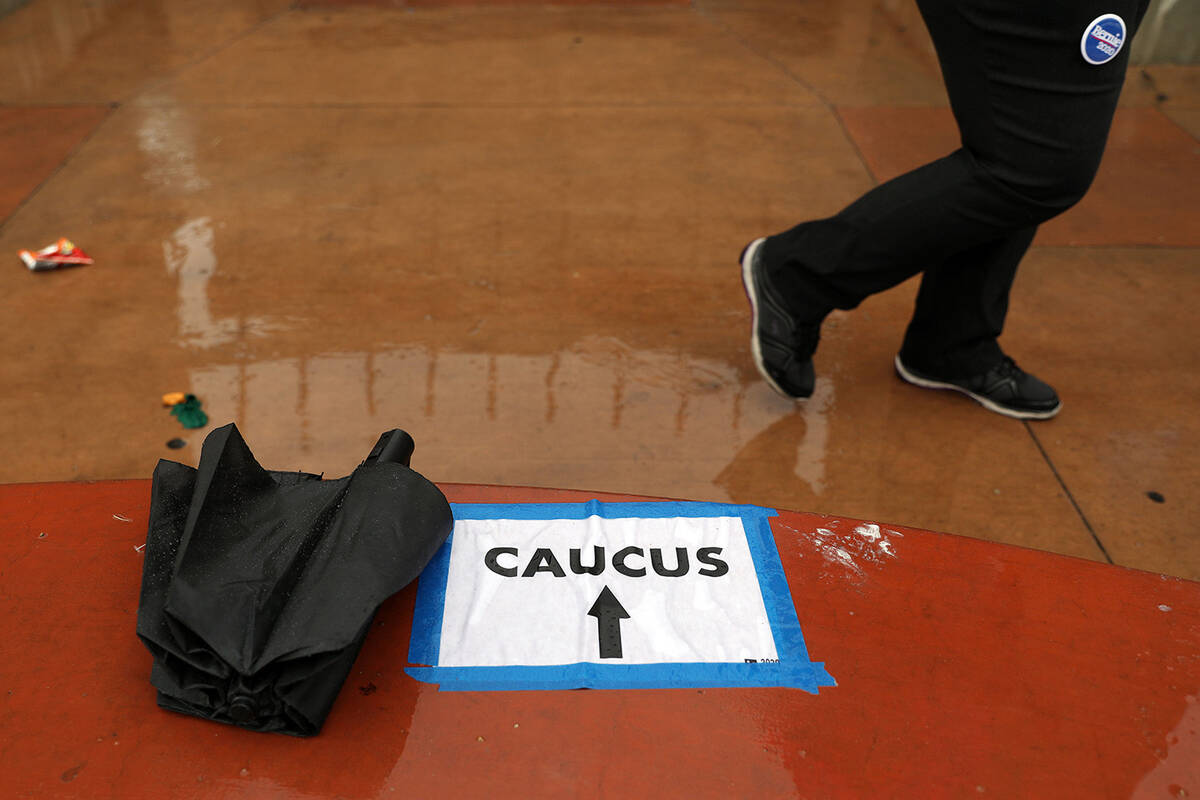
xmin=992 ymin=356 xmax=1023 ymax=380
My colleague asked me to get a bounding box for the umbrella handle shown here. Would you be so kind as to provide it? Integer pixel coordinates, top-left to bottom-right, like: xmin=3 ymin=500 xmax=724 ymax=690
xmin=365 ymin=429 xmax=415 ymax=467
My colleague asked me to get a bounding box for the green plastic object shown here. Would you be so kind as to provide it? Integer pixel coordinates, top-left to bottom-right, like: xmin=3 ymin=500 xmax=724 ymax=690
xmin=170 ymin=395 xmax=209 ymax=429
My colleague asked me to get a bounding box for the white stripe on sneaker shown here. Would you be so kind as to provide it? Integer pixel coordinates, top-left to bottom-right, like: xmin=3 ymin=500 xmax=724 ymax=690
xmin=741 ymin=238 xmax=794 ymax=400
xmin=893 ymin=355 xmax=1060 ymax=420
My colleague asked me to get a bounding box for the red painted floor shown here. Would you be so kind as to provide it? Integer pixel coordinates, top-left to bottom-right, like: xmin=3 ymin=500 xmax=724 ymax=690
xmin=2 ymin=1 xmax=1198 ymax=793
xmin=2 ymin=479 xmax=1197 ymax=798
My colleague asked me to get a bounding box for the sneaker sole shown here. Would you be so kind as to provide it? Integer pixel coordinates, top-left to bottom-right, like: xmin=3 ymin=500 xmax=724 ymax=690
xmin=740 ymin=238 xmax=800 ymax=400
xmin=894 ymin=355 xmax=1061 ymax=420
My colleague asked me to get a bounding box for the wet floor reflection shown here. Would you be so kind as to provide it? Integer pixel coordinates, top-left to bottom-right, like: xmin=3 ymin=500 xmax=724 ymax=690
xmin=377 ymin=686 xmax=801 ymax=797
xmin=2 ymin=0 xmax=116 ymax=95
xmin=1134 ymin=693 xmax=1200 ymax=799
xmin=163 ymin=217 xmax=287 ymax=348
xmin=183 ymin=339 xmax=824 ymax=504
xmin=0 ymin=0 xmax=292 ymax=102
xmin=137 ymin=106 xmax=210 ymax=194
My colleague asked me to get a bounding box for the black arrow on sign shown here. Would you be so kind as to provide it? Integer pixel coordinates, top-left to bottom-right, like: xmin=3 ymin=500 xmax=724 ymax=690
xmin=587 ymin=586 xmax=630 ymax=659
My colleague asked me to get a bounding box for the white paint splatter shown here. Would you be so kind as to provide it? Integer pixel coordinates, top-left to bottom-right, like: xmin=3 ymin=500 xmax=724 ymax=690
xmin=831 ymin=547 xmax=855 ymax=566
xmin=820 ymin=544 xmax=863 ymax=576
xmin=1159 ymin=604 xmax=1172 ymax=612
xmin=854 ymin=523 xmax=881 ymax=542
xmin=804 ymin=521 xmax=902 ymax=581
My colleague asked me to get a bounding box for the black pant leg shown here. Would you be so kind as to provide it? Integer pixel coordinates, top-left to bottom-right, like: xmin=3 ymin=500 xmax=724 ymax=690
xmin=894 ymin=0 xmax=1150 ymax=375
xmin=761 ymin=0 xmax=1146 ymax=338
xmin=899 ymin=226 xmax=1035 ymax=376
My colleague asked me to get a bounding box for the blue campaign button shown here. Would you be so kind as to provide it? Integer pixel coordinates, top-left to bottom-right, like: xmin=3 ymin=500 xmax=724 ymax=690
xmin=1081 ymin=14 xmax=1126 ymax=65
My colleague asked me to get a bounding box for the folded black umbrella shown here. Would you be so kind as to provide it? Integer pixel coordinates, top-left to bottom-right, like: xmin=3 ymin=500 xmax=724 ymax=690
xmin=137 ymin=423 xmax=453 ymax=736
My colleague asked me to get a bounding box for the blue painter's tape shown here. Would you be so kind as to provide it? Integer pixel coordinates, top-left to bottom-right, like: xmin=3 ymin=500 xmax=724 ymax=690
xmin=742 ymin=511 xmax=808 ymax=665
xmin=448 ymin=500 xmax=775 ymax=522
xmin=405 ymin=661 xmax=835 ymax=693
xmin=407 ymin=532 xmax=454 ymax=666
xmin=406 ymin=500 xmax=835 ymax=693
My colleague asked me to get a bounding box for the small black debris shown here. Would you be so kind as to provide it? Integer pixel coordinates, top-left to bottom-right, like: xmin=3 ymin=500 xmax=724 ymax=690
xmin=1147 ymin=491 xmax=1165 ymax=504
xmin=167 ymin=438 xmax=187 ymax=450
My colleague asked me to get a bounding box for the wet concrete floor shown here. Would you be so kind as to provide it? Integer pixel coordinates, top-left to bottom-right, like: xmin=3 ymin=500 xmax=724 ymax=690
xmin=1 ymin=0 xmax=1197 ymax=579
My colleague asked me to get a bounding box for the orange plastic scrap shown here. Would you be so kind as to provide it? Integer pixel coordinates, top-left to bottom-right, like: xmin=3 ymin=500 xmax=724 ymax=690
xmin=161 ymin=392 xmax=187 ymax=408
xmin=18 ymin=238 xmax=94 ymax=271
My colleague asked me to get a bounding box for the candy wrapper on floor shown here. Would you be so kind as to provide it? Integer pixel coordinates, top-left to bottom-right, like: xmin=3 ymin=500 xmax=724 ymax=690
xmin=136 ymin=423 xmax=454 ymax=736
xmin=165 ymin=393 xmax=208 ymax=429
xmin=18 ymin=238 xmax=93 ymax=271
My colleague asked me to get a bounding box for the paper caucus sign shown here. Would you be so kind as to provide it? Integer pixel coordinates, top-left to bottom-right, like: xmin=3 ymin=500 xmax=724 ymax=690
xmin=407 ymin=500 xmax=835 ymax=692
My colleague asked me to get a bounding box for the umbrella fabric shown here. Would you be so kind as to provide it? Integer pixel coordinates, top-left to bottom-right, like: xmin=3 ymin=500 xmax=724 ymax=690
xmin=137 ymin=423 xmax=453 ymax=736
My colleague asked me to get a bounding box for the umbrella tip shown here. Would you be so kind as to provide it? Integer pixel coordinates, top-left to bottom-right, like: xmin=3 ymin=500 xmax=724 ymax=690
xmin=365 ymin=430 xmax=415 ymax=467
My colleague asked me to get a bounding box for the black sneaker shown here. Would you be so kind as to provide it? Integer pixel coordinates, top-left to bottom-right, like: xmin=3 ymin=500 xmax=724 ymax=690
xmin=740 ymin=237 xmax=820 ymax=399
xmin=894 ymin=353 xmax=1062 ymax=420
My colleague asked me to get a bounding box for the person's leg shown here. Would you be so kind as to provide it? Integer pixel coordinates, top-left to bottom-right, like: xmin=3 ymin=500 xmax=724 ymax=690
xmin=895 ymin=0 xmax=1150 ymax=379
xmin=889 ymin=225 xmax=1063 ymax=419
xmin=748 ymin=0 xmax=1147 ymax=391
xmin=897 ymin=226 xmax=1035 ymax=378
